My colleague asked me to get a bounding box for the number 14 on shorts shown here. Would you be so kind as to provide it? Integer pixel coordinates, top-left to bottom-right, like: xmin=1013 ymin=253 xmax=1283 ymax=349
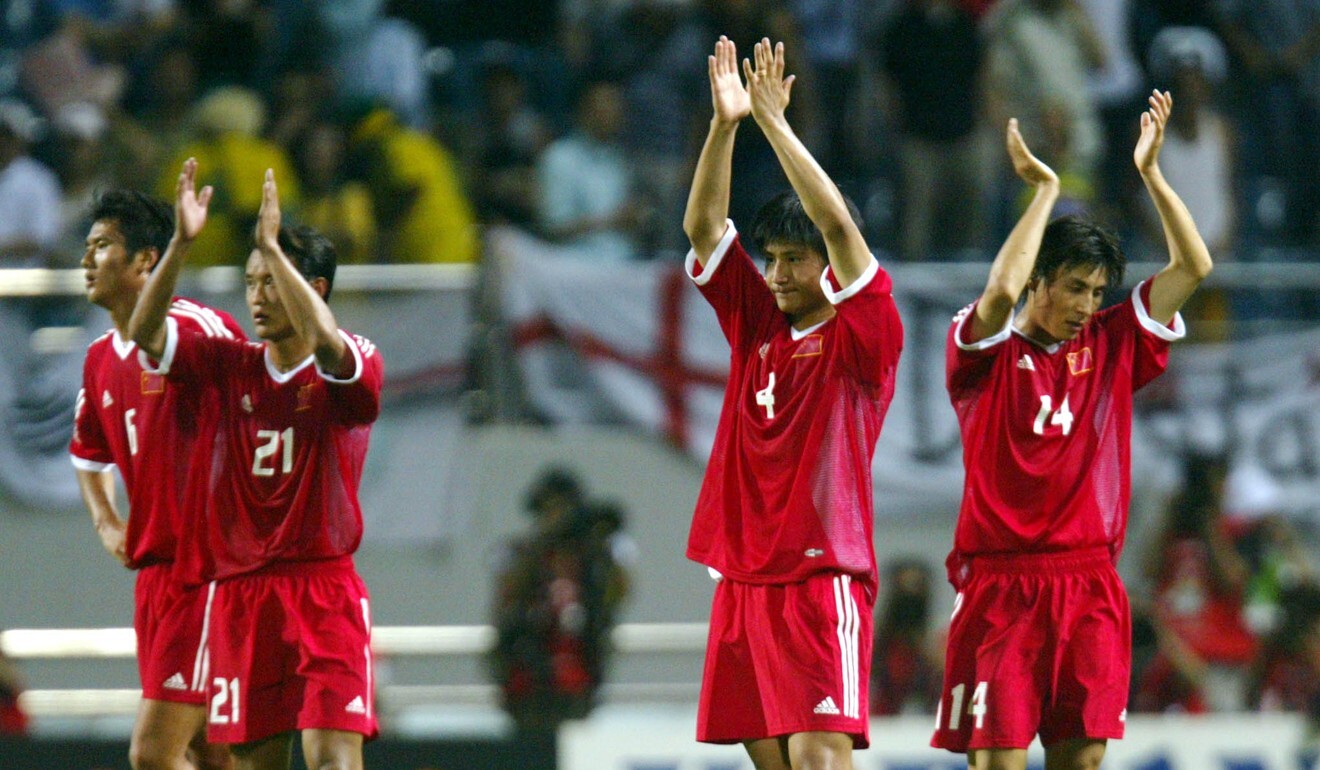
xmin=937 ymin=681 xmax=988 ymax=730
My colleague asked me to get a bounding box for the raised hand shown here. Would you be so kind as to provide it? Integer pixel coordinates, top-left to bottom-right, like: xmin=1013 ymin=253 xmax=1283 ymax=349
xmin=175 ymin=157 xmax=213 ymax=242
xmin=1134 ymin=89 xmax=1171 ymax=175
xmin=742 ymin=38 xmax=795 ymax=127
xmin=255 ymin=168 xmax=281 ymax=252
xmin=1006 ymin=118 xmax=1059 ymax=188
xmin=709 ymin=35 xmax=749 ymax=125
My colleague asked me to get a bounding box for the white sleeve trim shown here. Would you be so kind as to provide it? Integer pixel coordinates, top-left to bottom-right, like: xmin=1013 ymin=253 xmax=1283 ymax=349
xmin=685 ymin=220 xmax=737 ymax=286
xmin=821 ymin=256 xmax=880 ymax=305
xmin=954 ymin=303 xmax=1014 ymax=351
xmin=317 ymin=330 xmax=365 ymax=384
xmin=70 ymin=455 xmax=114 ymax=473
xmin=1131 ymin=279 xmax=1186 ymax=341
xmin=137 ymin=316 xmax=179 ymax=374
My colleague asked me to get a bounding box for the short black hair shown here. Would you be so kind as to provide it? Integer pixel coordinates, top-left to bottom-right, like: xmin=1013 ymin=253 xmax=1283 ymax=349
xmin=277 ymin=224 xmax=338 ymax=300
xmin=90 ymin=190 xmax=174 ymax=262
xmin=749 ymin=190 xmax=863 ymax=262
xmin=1032 ymin=215 xmax=1126 ymax=289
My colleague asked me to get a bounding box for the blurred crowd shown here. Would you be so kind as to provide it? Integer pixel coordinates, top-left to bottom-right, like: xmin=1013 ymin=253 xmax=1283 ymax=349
xmin=0 ymin=0 xmax=1317 ymax=277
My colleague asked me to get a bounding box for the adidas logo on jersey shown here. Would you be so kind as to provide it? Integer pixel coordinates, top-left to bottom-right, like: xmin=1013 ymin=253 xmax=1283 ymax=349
xmin=813 ymin=696 xmax=840 ymax=715
xmin=1017 ymin=355 xmax=1035 ymax=371
xmin=102 ymin=390 xmax=114 ymax=407
xmin=344 ymin=695 xmax=367 ymax=715
xmin=162 ymin=673 xmax=188 ymax=690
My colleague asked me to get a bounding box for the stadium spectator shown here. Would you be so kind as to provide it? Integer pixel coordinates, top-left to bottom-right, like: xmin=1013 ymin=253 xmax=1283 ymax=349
xmin=683 ymin=38 xmax=903 ymax=769
xmin=470 ymin=61 xmax=551 ymax=229
xmin=871 ymin=559 xmax=943 ymax=716
xmin=0 ymin=99 xmax=63 ymax=267
xmin=316 ymin=0 xmax=431 ymax=128
xmin=1224 ymin=464 xmax=1315 ymax=636
xmin=130 ymin=165 xmax=382 ymax=770
xmin=1246 ymin=583 xmax=1320 ymax=716
xmin=155 ymin=87 xmax=301 ymax=267
xmin=983 ymin=0 xmax=1106 ymax=202
xmin=490 ymin=468 xmax=631 ymax=732
xmin=294 ymin=120 xmax=378 ymax=265
xmin=1215 ymin=0 xmax=1320 ymax=247
xmin=70 ymin=184 xmax=242 ymax=770
xmin=876 ymin=0 xmax=986 ymax=261
xmin=1142 ymin=452 xmax=1257 ymax=709
xmin=0 ymin=644 xmax=30 ymax=737
xmin=932 ymin=90 xmax=1213 ymax=768
xmin=346 ymin=103 xmax=477 ymax=264
xmin=535 ymin=79 xmax=648 ymax=262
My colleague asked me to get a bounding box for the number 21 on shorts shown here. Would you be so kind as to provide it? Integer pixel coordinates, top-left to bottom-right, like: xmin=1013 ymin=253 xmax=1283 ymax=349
xmin=938 ymin=681 xmax=988 ymax=731
xmin=210 ymin=676 xmax=240 ymax=725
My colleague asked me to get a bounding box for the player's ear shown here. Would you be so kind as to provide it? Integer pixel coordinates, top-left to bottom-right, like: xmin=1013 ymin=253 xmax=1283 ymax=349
xmin=309 ymin=276 xmax=330 ymax=300
xmin=134 ymin=247 xmax=160 ymax=275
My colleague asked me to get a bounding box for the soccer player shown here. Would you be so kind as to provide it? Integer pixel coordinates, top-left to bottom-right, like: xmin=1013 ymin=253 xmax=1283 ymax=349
xmin=70 ymin=186 xmax=242 ymax=770
xmin=932 ymin=91 xmax=1212 ymax=770
xmin=129 ymin=165 xmax=382 ymax=770
xmin=683 ymin=38 xmax=903 ymax=769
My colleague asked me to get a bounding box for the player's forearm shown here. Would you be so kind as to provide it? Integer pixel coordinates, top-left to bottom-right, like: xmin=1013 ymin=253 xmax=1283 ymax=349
xmin=128 ymin=235 xmax=189 ymax=359
xmin=757 ymin=116 xmax=870 ymax=283
xmin=1142 ymin=166 xmax=1213 ymax=281
xmin=980 ymin=181 xmax=1059 ymax=317
xmin=684 ymin=120 xmax=739 ymax=262
xmin=263 ymin=243 xmax=348 ymax=371
xmin=76 ymin=469 xmax=121 ymax=530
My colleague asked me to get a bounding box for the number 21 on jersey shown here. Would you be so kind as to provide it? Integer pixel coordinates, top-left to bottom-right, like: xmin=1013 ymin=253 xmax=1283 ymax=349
xmin=252 ymin=428 xmax=294 ymax=476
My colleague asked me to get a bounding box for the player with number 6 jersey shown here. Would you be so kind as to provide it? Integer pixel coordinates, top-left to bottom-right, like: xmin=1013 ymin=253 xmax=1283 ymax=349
xmin=70 ymin=189 xmax=242 ymax=770
xmin=932 ymin=93 xmax=1213 ymax=770
xmin=130 ymin=161 xmax=381 ymax=767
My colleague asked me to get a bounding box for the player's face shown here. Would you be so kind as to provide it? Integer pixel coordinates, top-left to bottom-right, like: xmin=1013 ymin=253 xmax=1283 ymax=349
xmin=244 ymin=250 xmax=293 ymax=342
xmin=763 ymin=243 xmax=829 ymax=322
xmin=1028 ymin=264 xmax=1108 ymax=342
xmin=81 ymin=220 xmax=142 ymax=308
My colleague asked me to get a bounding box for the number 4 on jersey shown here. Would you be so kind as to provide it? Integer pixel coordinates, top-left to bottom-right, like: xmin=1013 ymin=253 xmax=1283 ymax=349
xmin=755 ymin=372 xmax=776 ymax=419
xmin=1032 ymin=394 xmax=1073 ymax=436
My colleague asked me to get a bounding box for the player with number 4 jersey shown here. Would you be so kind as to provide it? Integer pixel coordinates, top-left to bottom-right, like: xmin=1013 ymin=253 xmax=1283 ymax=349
xmin=932 ymin=92 xmax=1213 ymax=770
xmin=683 ymin=38 xmax=902 ymax=769
xmin=131 ymin=160 xmax=380 ymax=768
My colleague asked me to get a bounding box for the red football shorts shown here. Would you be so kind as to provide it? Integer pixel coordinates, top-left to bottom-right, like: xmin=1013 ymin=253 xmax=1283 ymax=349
xmin=698 ymin=572 xmax=873 ymax=748
xmin=203 ymin=557 xmax=378 ymax=744
xmin=931 ymin=547 xmax=1130 ymax=753
xmin=135 ymin=564 xmax=212 ymax=705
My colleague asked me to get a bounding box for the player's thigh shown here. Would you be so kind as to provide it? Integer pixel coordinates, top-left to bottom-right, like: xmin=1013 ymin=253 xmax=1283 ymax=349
xmin=787 ymin=730 xmax=854 ymax=770
xmin=130 ymin=698 xmax=207 ymax=764
xmin=743 ymin=737 xmax=791 ymax=770
xmin=301 ymin=728 xmax=363 ymax=770
xmin=1044 ymin=738 xmax=1106 ymax=770
xmin=968 ymin=747 xmax=1028 ymax=770
xmin=229 ymin=732 xmax=293 ymax=770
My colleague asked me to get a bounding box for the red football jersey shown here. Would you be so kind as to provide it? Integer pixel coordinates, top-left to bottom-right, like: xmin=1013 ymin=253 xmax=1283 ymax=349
xmin=685 ymin=223 xmax=904 ymax=588
xmin=69 ymin=299 xmax=245 ymax=568
xmin=944 ymin=279 xmax=1184 ymax=583
xmin=153 ymin=323 xmax=383 ymax=583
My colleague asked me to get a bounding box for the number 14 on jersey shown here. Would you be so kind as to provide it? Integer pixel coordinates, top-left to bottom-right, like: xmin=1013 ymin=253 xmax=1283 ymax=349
xmin=1033 ymin=394 xmax=1073 ymax=436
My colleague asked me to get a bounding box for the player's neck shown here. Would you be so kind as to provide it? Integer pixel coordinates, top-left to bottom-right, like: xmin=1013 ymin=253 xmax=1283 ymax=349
xmin=789 ymin=304 xmax=835 ymax=332
xmin=267 ymin=336 xmax=314 ymax=372
xmin=106 ymin=296 xmax=138 ymax=341
xmin=1014 ymin=314 xmax=1062 ymax=347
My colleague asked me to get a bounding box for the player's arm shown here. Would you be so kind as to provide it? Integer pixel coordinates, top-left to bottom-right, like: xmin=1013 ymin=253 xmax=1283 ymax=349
xmin=968 ymin=119 xmax=1060 ymax=342
xmin=129 ymin=157 xmax=213 ymax=360
xmin=255 ymin=169 xmax=352 ymax=377
xmin=744 ymin=39 xmax=870 ymax=287
xmin=684 ymin=36 xmax=749 ymax=265
xmin=1136 ymin=90 xmax=1213 ymax=325
xmin=76 ymin=468 xmax=128 ymax=567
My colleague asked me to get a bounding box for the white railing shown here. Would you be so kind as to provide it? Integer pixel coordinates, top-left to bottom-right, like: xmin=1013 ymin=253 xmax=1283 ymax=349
xmin=1 ymin=623 xmax=709 ymax=718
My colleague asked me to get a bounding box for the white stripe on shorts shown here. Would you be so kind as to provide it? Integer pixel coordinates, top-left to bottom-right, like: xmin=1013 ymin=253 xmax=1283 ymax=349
xmin=833 ymin=575 xmax=861 ymax=719
xmin=192 ymin=581 xmax=218 ymax=692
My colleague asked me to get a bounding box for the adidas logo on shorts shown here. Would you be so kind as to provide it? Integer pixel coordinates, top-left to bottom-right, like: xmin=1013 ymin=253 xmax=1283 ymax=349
xmin=344 ymin=695 xmax=367 ymax=715
xmin=162 ymin=673 xmax=188 ymax=690
xmin=813 ymin=696 xmax=840 ymax=716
